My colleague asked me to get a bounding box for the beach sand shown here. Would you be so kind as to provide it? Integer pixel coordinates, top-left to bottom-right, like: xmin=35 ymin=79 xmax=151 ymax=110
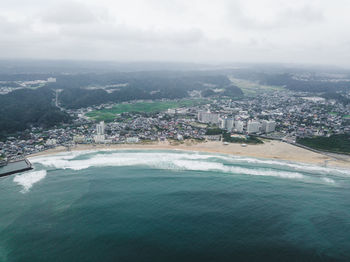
xmin=28 ymin=140 xmax=350 ymax=169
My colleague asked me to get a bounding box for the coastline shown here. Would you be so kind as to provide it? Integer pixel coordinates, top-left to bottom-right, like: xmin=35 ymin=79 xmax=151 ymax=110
xmin=28 ymin=140 xmax=350 ymax=169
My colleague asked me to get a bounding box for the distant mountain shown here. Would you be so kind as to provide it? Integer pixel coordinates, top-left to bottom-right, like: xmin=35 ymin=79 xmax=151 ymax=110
xmin=0 ymin=60 xmax=215 ymax=74
xmin=55 ymin=73 xmax=238 ymax=109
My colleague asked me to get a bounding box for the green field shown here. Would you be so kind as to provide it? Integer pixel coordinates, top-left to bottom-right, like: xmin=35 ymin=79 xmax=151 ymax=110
xmin=86 ymin=99 xmax=207 ymax=121
xmin=228 ymin=77 xmax=285 ymax=97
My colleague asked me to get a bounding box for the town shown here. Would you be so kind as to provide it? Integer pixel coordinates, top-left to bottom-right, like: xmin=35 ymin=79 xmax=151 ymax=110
xmin=1 ymin=87 xmax=349 ymax=162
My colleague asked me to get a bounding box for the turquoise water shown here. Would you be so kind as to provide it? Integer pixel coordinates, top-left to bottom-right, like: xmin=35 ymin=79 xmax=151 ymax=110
xmin=1 ymin=150 xmax=350 ymax=262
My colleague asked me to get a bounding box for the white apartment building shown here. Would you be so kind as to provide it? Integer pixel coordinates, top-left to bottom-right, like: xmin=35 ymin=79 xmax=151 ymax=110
xmin=94 ymin=121 xmax=106 ymax=143
xmin=261 ymin=120 xmax=276 ymax=133
xmin=96 ymin=121 xmax=105 ymax=135
xmin=198 ymin=111 xmax=220 ymax=124
xmin=247 ymin=120 xmax=260 ymax=134
xmin=221 ymin=118 xmax=235 ymax=131
xmin=235 ymin=120 xmax=244 ymax=133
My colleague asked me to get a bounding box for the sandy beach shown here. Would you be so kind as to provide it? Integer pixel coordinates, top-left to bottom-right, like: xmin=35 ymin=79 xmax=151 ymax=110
xmin=28 ymin=140 xmax=350 ymax=169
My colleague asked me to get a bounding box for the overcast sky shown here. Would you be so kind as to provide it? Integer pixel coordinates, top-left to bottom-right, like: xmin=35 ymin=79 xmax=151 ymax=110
xmin=1 ymin=0 xmax=349 ymax=66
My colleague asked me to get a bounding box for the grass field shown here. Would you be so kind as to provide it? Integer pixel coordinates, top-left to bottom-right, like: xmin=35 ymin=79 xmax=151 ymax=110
xmin=86 ymin=99 xmax=208 ymax=121
xmin=228 ymin=77 xmax=285 ymax=97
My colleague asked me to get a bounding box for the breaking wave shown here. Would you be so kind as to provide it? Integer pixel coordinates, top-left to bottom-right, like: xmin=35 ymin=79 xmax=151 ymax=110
xmin=221 ymin=156 xmax=350 ymax=176
xmin=13 ymin=170 xmax=47 ymax=193
xmin=29 ymin=150 xmax=346 ymax=185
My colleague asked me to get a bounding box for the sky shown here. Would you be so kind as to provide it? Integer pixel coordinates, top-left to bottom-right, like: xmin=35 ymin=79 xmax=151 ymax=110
xmin=1 ymin=0 xmax=349 ymax=67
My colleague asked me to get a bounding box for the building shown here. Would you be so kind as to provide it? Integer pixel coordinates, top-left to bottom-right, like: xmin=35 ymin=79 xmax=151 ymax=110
xmin=94 ymin=135 xmax=106 ymax=143
xmin=204 ymin=135 xmax=221 ymax=141
xmin=126 ymin=137 xmax=139 ymax=143
xmin=73 ymin=135 xmax=85 ymax=144
xmin=261 ymin=120 xmax=276 ymax=133
xmin=45 ymin=139 xmax=57 ymax=146
xmin=96 ymin=121 xmax=105 ymax=135
xmin=198 ymin=111 xmax=220 ymax=124
xmin=221 ymin=118 xmax=235 ymax=131
xmin=247 ymin=120 xmax=260 ymax=134
xmin=176 ymin=108 xmax=188 ymax=114
xmin=177 ymin=134 xmax=184 ymax=140
xmin=167 ymin=109 xmax=176 ymax=114
xmin=94 ymin=121 xmax=105 ymax=143
xmin=235 ymin=120 xmax=244 ymax=133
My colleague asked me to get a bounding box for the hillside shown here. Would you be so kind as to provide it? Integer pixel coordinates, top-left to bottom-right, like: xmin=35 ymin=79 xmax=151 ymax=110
xmin=0 ymin=87 xmax=71 ymax=139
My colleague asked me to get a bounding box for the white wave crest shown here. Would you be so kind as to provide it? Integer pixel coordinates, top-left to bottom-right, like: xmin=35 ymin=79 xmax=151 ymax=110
xmin=172 ymin=159 xmax=305 ymax=180
xmin=206 ymin=155 xmax=350 ymax=176
xmin=31 ymin=152 xmax=311 ymax=182
xmin=33 ymin=150 xmax=348 ymax=173
xmin=13 ymin=170 xmax=47 ymax=193
xmin=30 ymin=150 xmax=94 ymax=164
xmin=29 ymin=150 xmax=345 ymax=185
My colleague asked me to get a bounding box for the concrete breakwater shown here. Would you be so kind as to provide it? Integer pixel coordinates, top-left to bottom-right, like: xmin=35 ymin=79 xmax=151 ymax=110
xmin=0 ymin=159 xmax=32 ymax=178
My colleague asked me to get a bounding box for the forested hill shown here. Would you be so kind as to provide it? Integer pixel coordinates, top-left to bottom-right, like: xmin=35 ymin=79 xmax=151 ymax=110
xmin=50 ymin=73 xmax=242 ymax=109
xmin=0 ymin=87 xmax=71 ymax=139
xmin=232 ymin=72 xmax=350 ymax=93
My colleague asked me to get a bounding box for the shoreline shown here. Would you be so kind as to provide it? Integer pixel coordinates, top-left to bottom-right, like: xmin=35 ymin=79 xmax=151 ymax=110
xmin=28 ymin=140 xmax=350 ymax=169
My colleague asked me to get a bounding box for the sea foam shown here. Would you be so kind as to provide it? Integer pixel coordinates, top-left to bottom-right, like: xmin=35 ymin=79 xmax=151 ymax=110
xmin=13 ymin=170 xmax=47 ymax=193
xmin=28 ymin=151 xmax=343 ymax=185
xmin=30 ymin=149 xmax=347 ymax=175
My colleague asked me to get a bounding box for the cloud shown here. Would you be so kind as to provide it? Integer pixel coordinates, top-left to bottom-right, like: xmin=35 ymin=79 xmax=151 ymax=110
xmin=283 ymin=5 xmax=324 ymax=24
xmin=60 ymin=23 xmax=204 ymax=45
xmin=228 ymin=1 xmax=325 ymax=30
xmin=41 ymin=1 xmax=101 ymax=25
xmin=0 ymin=0 xmax=349 ymax=67
xmin=0 ymin=15 xmax=25 ymax=34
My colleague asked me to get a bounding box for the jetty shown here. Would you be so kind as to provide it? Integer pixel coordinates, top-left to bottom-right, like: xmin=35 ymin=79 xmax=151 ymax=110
xmin=0 ymin=158 xmax=33 ymax=178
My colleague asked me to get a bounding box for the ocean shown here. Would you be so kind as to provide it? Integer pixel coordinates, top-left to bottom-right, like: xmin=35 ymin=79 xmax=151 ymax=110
xmin=1 ymin=150 xmax=350 ymax=262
